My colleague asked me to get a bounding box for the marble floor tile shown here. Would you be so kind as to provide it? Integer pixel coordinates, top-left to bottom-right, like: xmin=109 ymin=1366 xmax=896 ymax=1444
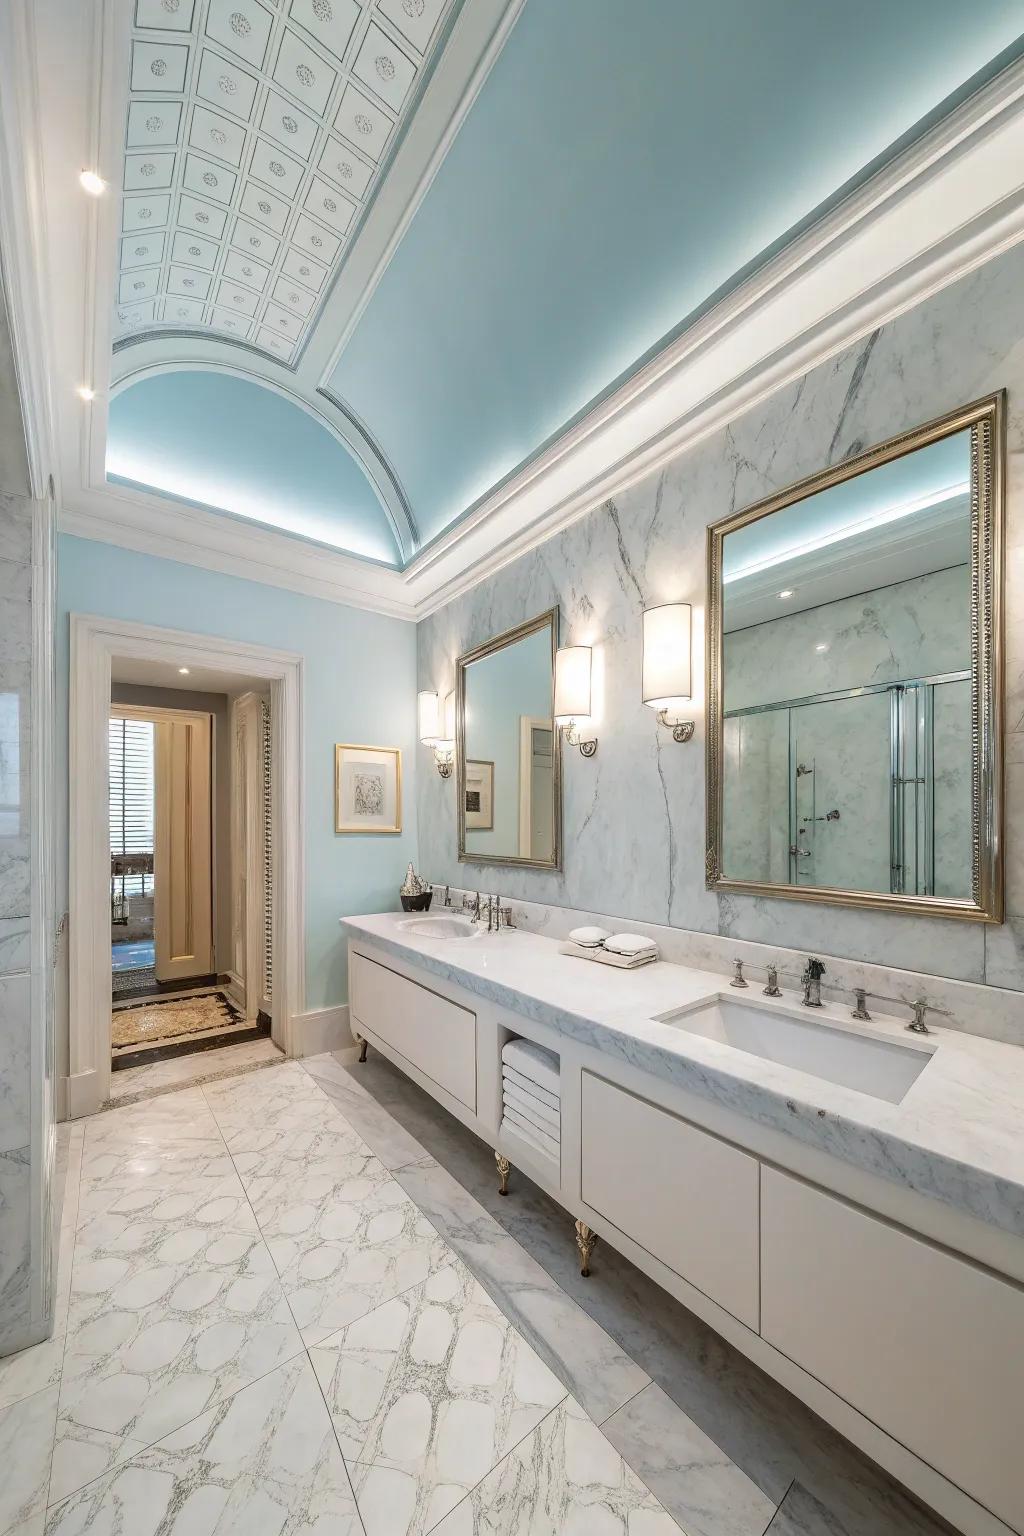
xmin=0 ymin=1330 xmax=68 ymax=1415
xmin=429 ymin=1395 xmax=681 ymax=1536
xmin=0 ymin=1385 xmax=59 ymax=1535
xmin=53 ymin=1218 xmax=302 ymax=1502
xmin=302 ymin=1052 xmax=428 ymax=1172
xmin=311 ymin=1258 xmax=568 ymax=1536
xmin=75 ymin=1172 xmax=257 ymax=1237
xmin=764 ymin=1480 xmax=851 ymax=1533
xmin=45 ymin=1354 xmax=364 ymax=1536
xmin=602 ymin=1382 xmax=777 ymax=1536
xmin=108 ymin=1041 xmax=283 ymax=1104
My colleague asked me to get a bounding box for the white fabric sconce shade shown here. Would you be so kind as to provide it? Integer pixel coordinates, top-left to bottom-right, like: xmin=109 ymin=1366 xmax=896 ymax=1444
xmin=442 ymin=689 xmax=456 ymax=747
xmin=643 ymin=604 xmax=695 ymax=742
xmin=554 ymin=645 xmax=592 ymax=724
xmin=419 ymin=688 xmax=456 ymax=778
xmin=418 ymin=690 xmax=441 ymax=745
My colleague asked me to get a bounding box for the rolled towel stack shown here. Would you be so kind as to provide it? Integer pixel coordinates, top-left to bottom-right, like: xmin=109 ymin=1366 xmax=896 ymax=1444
xmin=501 ymin=1038 xmax=560 ymax=1164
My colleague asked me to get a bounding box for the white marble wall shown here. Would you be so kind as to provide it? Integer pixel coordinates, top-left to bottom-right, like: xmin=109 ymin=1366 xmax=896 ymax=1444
xmin=417 ymin=239 xmax=1024 ymax=999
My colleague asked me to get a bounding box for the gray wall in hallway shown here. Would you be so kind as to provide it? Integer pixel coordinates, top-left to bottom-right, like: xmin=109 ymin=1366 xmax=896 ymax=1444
xmin=417 ymin=239 xmax=1024 ymax=993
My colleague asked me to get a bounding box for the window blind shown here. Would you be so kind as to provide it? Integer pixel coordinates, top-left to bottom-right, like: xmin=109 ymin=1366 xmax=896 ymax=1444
xmin=109 ymin=717 xmax=155 ymax=895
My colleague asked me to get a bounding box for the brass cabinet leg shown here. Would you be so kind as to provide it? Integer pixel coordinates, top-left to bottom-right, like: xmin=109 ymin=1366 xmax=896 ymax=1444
xmin=575 ymin=1219 xmax=597 ymax=1277
xmin=357 ymin=1037 xmax=368 ymax=1063
xmin=495 ymin=1153 xmax=511 ymax=1196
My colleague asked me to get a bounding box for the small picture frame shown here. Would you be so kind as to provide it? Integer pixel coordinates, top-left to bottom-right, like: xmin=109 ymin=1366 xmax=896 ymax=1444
xmin=335 ymin=744 xmax=402 ymax=834
xmin=464 ymin=759 xmax=494 ymax=830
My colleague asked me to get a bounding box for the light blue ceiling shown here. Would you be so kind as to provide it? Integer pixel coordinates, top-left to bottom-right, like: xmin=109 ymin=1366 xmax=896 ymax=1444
xmin=106 ymin=371 xmax=402 ymax=564
xmin=330 ymin=0 xmax=1024 ymax=546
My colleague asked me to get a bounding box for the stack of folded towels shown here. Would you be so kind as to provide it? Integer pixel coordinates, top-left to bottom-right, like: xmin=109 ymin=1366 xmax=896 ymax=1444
xmin=501 ymin=1038 xmax=560 ymax=1164
xmin=557 ymin=926 xmax=660 ymax=968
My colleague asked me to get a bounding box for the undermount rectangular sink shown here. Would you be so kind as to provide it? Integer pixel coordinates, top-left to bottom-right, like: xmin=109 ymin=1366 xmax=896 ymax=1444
xmin=655 ymin=997 xmax=934 ymax=1104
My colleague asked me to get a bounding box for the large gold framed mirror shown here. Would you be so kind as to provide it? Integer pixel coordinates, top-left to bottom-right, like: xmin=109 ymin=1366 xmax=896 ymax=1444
xmin=706 ymin=395 xmax=1004 ymax=921
xmin=457 ymin=608 xmax=561 ymax=869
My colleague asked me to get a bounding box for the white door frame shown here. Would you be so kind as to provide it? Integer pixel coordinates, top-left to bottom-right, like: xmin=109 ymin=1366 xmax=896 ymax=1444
xmin=69 ymin=614 xmax=305 ymax=1118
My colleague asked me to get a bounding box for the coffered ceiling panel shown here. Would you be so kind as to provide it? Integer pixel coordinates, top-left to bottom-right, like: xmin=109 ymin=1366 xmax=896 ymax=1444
xmin=113 ymin=0 xmax=456 ymax=363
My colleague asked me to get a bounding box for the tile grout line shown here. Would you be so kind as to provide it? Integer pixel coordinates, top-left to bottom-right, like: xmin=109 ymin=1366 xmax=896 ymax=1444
xmin=761 ymin=1476 xmax=797 ymax=1534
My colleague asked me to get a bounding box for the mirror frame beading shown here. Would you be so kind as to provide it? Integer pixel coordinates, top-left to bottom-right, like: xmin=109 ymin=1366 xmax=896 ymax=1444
xmin=456 ymin=606 xmax=562 ymax=870
xmin=705 ymin=393 xmax=1004 ymax=922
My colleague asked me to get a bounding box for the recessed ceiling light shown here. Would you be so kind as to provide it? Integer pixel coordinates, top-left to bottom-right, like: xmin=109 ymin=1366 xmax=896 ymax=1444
xmin=178 ymin=667 xmax=190 ymax=675
xmin=815 ymin=643 xmax=829 ymax=653
xmin=778 ymin=589 xmax=794 ymax=600
xmin=79 ymin=169 xmax=106 ymax=196
xmin=76 ymin=386 xmax=96 ymax=402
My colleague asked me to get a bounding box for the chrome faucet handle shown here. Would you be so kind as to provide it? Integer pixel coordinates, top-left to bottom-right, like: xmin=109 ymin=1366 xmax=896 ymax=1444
xmin=730 ymin=958 xmax=749 ymax=988
xmin=851 ymin=987 xmax=871 ymax=1021
xmin=763 ymin=964 xmax=781 ymax=998
xmin=907 ymin=998 xmax=930 ymax=1035
xmin=802 ymin=957 xmax=825 ymax=1007
xmin=443 ymin=884 xmax=451 ymax=907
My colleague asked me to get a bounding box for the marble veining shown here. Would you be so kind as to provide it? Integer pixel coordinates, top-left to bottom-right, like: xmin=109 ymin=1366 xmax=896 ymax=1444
xmin=344 ymin=914 xmax=1024 ymax=1238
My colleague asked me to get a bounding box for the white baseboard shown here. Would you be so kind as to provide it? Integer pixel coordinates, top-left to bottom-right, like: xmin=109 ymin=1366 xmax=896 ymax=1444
xmin=289 ymin=1003 xmax=354 ymax=1059
xmin=66 ymin=1069 xmax=100 ymax=1121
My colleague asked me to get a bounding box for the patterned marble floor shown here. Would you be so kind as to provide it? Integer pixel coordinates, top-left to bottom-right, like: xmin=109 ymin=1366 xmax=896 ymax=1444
xmin=0 ymin=1060 xmax=685 ymax=1536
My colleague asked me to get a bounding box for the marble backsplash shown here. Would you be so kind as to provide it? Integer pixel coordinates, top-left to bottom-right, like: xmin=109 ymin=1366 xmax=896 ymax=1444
xmin=417 ymin=239 xmax=1024 ymax=1002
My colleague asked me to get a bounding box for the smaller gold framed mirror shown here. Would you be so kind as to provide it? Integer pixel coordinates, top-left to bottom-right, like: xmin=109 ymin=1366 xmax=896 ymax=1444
xmin=457 ymin=609 xmax=561 ymax=869
xmin=706 ymin=395 xmax=1004 ymax=921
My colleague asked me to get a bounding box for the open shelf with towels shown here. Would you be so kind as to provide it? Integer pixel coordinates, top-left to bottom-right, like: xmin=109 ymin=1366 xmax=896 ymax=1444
xmin=499 ymin=1035 xmax=561 ymax=1174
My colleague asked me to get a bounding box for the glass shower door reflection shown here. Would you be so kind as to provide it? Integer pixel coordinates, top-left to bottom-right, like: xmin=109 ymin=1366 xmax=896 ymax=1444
xmin=789 ymin=692 xmax=891 ymax=891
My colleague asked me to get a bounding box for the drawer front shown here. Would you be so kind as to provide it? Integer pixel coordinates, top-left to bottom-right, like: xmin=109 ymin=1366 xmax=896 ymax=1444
xmin=581 ymin=1071 xmax=760 ymax=1329
xmin=350 ymin=951 xmax=477 ymax=1111
xmin=761 ymin=1168 xmax=1024 ymax=1532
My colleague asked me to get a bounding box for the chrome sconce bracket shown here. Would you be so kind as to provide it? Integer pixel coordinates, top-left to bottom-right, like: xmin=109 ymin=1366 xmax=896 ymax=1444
xmin=656 ymin=709 xmax=695 ymax=743
xmin=563 ymin=720 xmax=598 ymax=758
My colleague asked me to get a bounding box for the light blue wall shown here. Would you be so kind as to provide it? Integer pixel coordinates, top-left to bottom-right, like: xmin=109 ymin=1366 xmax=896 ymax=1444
xmin=463 ymin=627 xmax=551 ymax=858
xmin=57 ymin=534 xmax=418 ymax=1012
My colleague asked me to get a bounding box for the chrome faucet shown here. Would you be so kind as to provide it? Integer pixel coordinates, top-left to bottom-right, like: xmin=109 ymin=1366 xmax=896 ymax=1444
xmin=907 ymin=998 xmax=930 ymax=1035
xmin=730 ymin=958 xmax=748 ymax=988
xmin=464 ymin=891 xmax=481 ymax=920
xmin=443 ymin=884 xmax=451 ymax=908
xmin=851 ymin=987 xmax=871 ymax=1021
xmin=801 ymin=958 xmax=826 ymax=1008
xmin=763 ymin=964 xmax=782 ymax=998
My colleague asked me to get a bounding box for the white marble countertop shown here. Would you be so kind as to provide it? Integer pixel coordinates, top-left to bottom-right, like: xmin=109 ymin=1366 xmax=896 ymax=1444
xmin=342 ymin=913 xmax=1024 ymax=1239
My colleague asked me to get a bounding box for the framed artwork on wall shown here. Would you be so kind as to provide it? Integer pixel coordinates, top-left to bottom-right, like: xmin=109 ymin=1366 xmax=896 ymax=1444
xmin=464 ymin=758 xmax=494 ymax=830
xmin=335 ymin=743 xmax=402 ymax=834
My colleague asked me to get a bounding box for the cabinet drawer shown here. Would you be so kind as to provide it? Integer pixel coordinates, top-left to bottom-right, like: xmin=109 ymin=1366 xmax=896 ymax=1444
xmin=761 ymin=1168 xmax=1024 ymax=1532
xmin=350 ymin=951 xmax=477 ymax=1112
xmin=581 ymin=1071 xmax=760 ymax=1329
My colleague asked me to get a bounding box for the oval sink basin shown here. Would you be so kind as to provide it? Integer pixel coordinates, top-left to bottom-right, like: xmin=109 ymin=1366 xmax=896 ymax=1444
xmin=655 ymin=996 xmax=934 ymax=1104
xmin=400 ymin=915 xmax=481 ymax=941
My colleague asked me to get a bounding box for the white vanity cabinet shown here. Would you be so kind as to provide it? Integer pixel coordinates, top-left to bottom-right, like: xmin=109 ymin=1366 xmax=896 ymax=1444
xmin=580 ymin=1071 xmax=760 ymax=1329
xmin=761 ymin=1168 xmax=1024 ymax=1533
xmin=349 ymin=951 xmax=477 ymax=1112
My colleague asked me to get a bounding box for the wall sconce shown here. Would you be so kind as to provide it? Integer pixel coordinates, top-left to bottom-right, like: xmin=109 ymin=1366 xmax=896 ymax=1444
xmin=554 ymin=645 xmax=598 ymax=758
xmin=417 ymin=689 xmax=456 ymax=778
xmin=642 ymin=603 xmax=694 ymax=742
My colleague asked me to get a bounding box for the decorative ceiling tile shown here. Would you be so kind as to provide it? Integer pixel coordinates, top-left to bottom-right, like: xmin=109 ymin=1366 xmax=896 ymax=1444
xmin=172 ymin=229 xmax=221 ymax=267
xmin=281 ymin=245 xmax=327 ymax=289
xmin=123 ymin=193 xmax=172 ymax=230
xmin=121 ymin=233 xmax=166 ymax=268
xmin=205 ymin=0 xmax=275 ymax=69
xmin=119 ymin=267 xmax=162 ymax=303
xmin=168 ymin=263 xmax=213 ymax=298
xmin=249 ymin=137 xmax=305 ymax=197
xmin=291 ymin=211 xmax=341 ymax=261
xmin=115 ymin=300 xmax=157 ymax=333
xmin=334 ymin=81 xmax=392 ymax=159
xmin=230 ymin=217 xmax=281 ymax=263
xmin=302 ymin=175 xmax=355 ymax=233
xmin=376 ymin=0 xmax=444 ymax=53
xmin=256 ymin=326 xmax=295 ymax=359
xmin=196 ymin=47 xmax=260 ymax=117
xmin=210 ymin=307 xmax=253 ymax=338
xmin=189 ymin=104 xmax=248 ymax=165
xmin=215 ymin=278 xmax=261 ymax=315
xmin=350 ymin=21 xmax=414 ymax=112
xmin=224 ymin=247 xmax=272 ymax=289
xmin=272 ymin=28 xmax=338 ymax=117
xmin=179 ymin=193 xmax=229 ymax=238
xmin=124 ymin=151 xmax=177 ymax=190
xmin=263 ymin=300 xmax=303 ymax=340
xmin=183 ymin=151 xmax=238 ymax=203
xmin=135 ymin=0 xmax=198 ymax=31
xmin=166 ymin=295 xmax=207 ymax=324
xmin=259 ymin=90 xmax=320 ymax=157
xmin=131 ymin=40 xmax=191 ymax=93
xmin=272 ymin=274 xmax=315 ymax=316
xmin=239 ymin=181 xmax=291 ymax=232
xmin=126 ymin=99 xmax=184 ymax=146
xmin=288 ymin=0 xmax=360 ymax=61
xmin=316 ymin=135 xmax=372 ymax=196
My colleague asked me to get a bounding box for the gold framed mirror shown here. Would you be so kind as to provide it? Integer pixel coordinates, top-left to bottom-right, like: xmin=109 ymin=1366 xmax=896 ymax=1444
xmin=706 ymin=394 xmax=1004 ymax=921
xmin=457 ymin=608 xmax=561 ymax=869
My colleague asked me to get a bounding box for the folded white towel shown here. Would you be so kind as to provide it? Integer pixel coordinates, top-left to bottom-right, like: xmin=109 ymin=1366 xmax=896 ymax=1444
xmin=503 ymin=1109 xmax=560 ymax=1162
xmin=568 ymin=925 xmax=610 ymax=947
xmin=501 ymin=1038 xmax=559 ymax=1094
xmin=503 ymin=1080 xmax=560 ymax=1133
xmin=503 ymin=1066 xmax=560 ymax=1112
xmin=604 ymin=932 xmax=659 ymax=958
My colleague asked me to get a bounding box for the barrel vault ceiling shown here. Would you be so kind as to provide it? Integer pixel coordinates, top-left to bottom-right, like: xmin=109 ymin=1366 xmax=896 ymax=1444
xmin=10 ymin=0 xmax=1024 ymax=615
